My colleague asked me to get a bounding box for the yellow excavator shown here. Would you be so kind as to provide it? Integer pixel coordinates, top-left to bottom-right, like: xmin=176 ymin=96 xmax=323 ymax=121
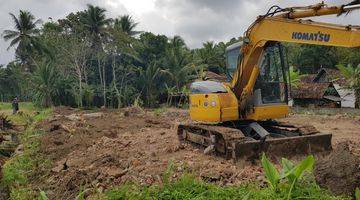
xmin=177 ymin=2 xmax=360 ymax=161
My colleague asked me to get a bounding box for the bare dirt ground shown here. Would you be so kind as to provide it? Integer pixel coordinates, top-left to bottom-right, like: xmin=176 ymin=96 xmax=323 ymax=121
xmin=37 ymin=107 xmax=360 ymax=199
xmin=280 ymin=114 xmax=360 ymax=145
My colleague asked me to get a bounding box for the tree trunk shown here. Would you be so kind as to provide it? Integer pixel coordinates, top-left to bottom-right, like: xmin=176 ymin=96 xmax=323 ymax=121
xmin=75 ymin=61 xmax=83 ymax=108
xmin=79 ymin=73 xmax=83 ymax=108
xmin=102 ymin=58 xmax=106 ymax=108
xmin=97 ymin=56 xmax=104 ymax=107
xmin=112 ymin=55 xmax=122 ymax=108
xmin=356 ymin=90 xmax=360 ymax=109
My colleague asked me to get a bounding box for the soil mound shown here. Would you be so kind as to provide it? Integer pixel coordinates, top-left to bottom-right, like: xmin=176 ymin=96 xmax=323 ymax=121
xmin=314 ymin=141 xmax=360 ymax=196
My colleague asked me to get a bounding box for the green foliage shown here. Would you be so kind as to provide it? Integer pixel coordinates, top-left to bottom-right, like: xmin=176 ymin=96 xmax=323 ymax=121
xmin=104 ymin=174 xmax=348 ymax=200
xmin=0 ymin=62 xmax=22 ymax=101
xmin=154 ymin=107 xmax=167 ymax=116
xmin=261 ymin=153 xmax=280 ymax=189
xmin=289 ymin=66 xmax=303 ymax=88
xmin=1 ymin=7 xmax=359 ymax=109
xmin=103 ymin=157 xmax=346 ymax=200
xmin=1 ymin=103 xmax=52 ymax=199
xmin=75 ymin=187 xmax=87 ymax=200
xmin=337 ymin=64 xmax=360 ymax=107
xmin=337 ymin=64 xmax=360 ymax=89
xmin=286 ymin=43 xmax=338 ymax=74
xmin=261 ymin=153 xmax=315 ymax=199
xmin=113 ymin=15 xmax=141 ymax=36
xmin=2 ymin=10 xmax=42 ymax=70
xmin=356 ymin=188 xmax=360 ymax=200
xmin=39 ymin=190 xmax=48 ymax=200
xmin=9 ymin=188 xmax=37 ymax=200
xmin=31 ymin=61 xmax=59 ymax=107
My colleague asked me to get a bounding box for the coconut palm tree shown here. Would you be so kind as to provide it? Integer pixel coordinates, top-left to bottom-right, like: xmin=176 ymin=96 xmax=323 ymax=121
xmin=2 ymin=10 xmax=42 ymax=70
xmin=32 ymin=61 xmax=59 ymax=107
xmin=195 ymin=41 xmax=226 ymax=73
xmin=80 ymin=4 xmax=110 ymax=50
xmin=81 ymin=4 xmax=111 ymax=107
xmin=137 ymin=61 xmax=172 ymax=107
xmin=163 ymin=36 xmax=197 ymax=90
xmin=114 ymin=15 xmax=141 ymax=36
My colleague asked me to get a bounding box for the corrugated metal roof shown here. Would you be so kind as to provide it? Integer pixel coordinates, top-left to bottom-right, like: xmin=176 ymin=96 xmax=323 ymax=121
xmin=314 ymin=68 xmax=347 ymax=86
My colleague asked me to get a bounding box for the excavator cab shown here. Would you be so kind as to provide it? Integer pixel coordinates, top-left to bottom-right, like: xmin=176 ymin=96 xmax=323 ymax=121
xmin=225 ymin=42 xmax=290 ymax=120
xmin=254 ymin=43 xmax=289 ymax=105
xmin=225 ymin=42 xmax=242 ymax=81
xmin=226 ymin=42 xmax=290 ymax=104
xmin=189 ymin=42 xmax=291 ymax=123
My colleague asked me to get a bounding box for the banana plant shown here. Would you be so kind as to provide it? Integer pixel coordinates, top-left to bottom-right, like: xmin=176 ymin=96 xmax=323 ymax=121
xmin=261 ymin=153 xmax=315 ymax=199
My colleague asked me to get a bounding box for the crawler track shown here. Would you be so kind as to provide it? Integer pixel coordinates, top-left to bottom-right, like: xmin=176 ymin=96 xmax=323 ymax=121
xmin=177 ymin=122 xmax=332 ymax=161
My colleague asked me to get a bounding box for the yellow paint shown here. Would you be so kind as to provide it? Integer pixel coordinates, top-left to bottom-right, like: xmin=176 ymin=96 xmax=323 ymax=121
xmin=246 ymin=104 xmax=289 ymax=121
xmin=190 ymin=92 xmax=238 ymax=123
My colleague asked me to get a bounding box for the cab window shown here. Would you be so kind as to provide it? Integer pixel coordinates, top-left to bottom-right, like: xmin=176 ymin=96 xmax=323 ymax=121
xmin=226 ymin=47 xmax=241 ymax=80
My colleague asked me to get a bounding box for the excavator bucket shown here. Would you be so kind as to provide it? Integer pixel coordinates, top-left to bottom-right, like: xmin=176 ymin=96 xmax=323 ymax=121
xmin=177 ymin=123 xmax=332 ymax=161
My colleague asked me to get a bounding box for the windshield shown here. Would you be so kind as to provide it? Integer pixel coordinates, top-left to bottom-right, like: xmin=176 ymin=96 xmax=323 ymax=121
xmin=190 ymin=81 xmax=227 ymax=94
xmin=226 ymin=44 xmax=241 ymax=81
xmin=254 ymin=44 xmax=289 ymax=104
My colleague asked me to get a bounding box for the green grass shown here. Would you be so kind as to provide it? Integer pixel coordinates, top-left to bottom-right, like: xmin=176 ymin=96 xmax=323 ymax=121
xmin=154 ymin=107 xmax=168 ymax=116
xmin=1 ymin=102 xmax=52 ymax=200
xmin=0 ymin=102 xmax=51 ymax=125
xmin=104 ymin=174 xmax=349 ymax=200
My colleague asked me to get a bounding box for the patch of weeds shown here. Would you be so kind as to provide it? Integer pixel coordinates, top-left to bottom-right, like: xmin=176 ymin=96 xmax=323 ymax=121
xmin=1 ymin=104 xmax=52 ymax=199
xmin=9 ymin=188 xmax=37 ymax=200
xmin=0 ymin=103 xmax=12 ymax=110
xmin=0 ymin=102 xmax=51 ymax=125
xmin=104 ymin=155 xmax=349 ymax=200
xmin=154 ymin=107 xmax=167 ymax=116
xmin=104 ymin=174 xmax=349 ymax=200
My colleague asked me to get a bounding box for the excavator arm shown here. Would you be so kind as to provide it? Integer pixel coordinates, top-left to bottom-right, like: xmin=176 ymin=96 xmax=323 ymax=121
xmin=231 ymin=3 xmax=360 ymax=109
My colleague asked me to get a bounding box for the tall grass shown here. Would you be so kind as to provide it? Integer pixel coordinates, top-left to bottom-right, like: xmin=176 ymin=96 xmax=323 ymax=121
xmin=1 ymin=102 xmax=52 ymax=199
xmin=104 ymin=174 xmax=349 ymax=200
xmin=103 ymin=158 xmax=349 ymax=200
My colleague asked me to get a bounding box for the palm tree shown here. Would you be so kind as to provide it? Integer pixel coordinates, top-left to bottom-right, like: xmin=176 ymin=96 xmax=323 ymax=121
xmin=138 ymin=62 xmax=171 ymax=107
xmin=337 ymin=64 xmax=360 ymax=108
xmin=195 ymin=41 xmax=225 ymax=73
xmin=80 ymin=4 xmax=110 ymax=49
xmin=114 ymin=15 xmax=141 ymax=36
xmin=32 ymin=61 xmax=59 ymax=107
xmin=2 ymin=10 xmax=42 ymax=70
xmin=163 ymin=36 xmax=197 ymax=91
xmin=81 ymin=4 xmax=110 ymax=107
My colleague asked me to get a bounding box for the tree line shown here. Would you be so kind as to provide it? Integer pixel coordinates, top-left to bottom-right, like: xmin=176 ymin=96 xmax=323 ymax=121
xmin=0 ymin=5 xmax=359 ymax=108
